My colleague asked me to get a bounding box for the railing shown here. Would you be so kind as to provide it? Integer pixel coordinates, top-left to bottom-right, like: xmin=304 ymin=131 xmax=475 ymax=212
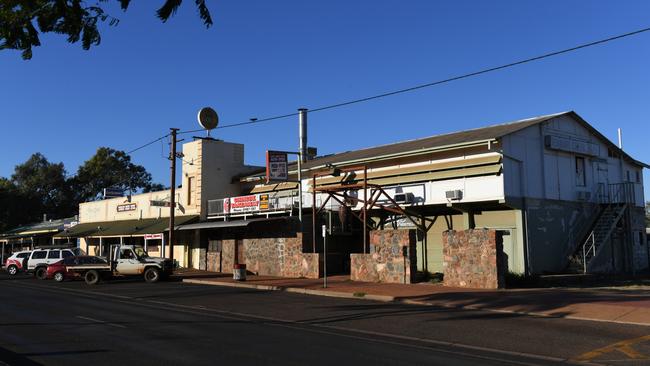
xmin=608 ymin=182 xmax=635 ymax=204
xmin=582 ymin=231 xmax=595 ymax=274
xmin=207 ymin=195 xmax=297 ymax=217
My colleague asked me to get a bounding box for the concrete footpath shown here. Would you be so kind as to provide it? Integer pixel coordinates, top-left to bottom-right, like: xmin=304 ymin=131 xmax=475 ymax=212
xmin=176 ymin=270 xmax=650 ymax=327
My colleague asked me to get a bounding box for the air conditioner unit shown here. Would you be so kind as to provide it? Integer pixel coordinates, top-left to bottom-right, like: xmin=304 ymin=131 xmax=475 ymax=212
xmin=445 ymin=190 xmax=463 ymax=200
xmin=394 ymin=192 xmax=415 ymax=204
xmin=576 ymin=191 xmax=592 ymax=201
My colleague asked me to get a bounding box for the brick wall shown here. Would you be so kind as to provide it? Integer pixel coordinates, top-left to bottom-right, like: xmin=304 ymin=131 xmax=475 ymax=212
xmin=350 ymin=229 xmax=417 ymax=284
xmin=443 ymin=229 xmax=504 ymax=289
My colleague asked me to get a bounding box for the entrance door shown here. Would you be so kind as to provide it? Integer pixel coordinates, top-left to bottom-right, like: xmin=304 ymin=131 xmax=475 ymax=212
xmin=596 ymin=161 xmax=609 ymax=202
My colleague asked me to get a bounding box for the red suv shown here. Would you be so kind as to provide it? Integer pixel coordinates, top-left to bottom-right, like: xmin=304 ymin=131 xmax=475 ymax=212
xmin=46 ymin=256 xmax=108 ymax=282
xmin=4 ymin=251 xmax=33 ymax=275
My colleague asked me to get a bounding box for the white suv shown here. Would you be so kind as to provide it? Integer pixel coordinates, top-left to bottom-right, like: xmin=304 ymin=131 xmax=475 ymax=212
xmin=28 ymin=248 xmax=85 ymax=279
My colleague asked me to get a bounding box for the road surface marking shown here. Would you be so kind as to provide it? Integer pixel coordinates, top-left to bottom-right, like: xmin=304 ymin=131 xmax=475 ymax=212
xmin=76 ymin=315 xmax=127 ymax=328
xmin=573 ymin=334 xmax=650 ymax=362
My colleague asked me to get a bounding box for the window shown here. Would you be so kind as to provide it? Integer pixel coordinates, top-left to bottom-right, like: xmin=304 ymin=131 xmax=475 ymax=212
xmin=62 ymin=250 xmax=74 ymax=258
xmin=120 ymin=249 xmax=135 ymax=260
xmin=187 ymin=176 xmax=194 ymax=205
xmin=627 ymin=171 xmax=631 ymax=182
xmin=636 ymin=171 xmax=641 ymax=183
xmin=47 ymin=251 xmax=60 ymax=259
xmin=32 ymin=251 xmax=47 ymax=259
xmin=575 ymin=157 xmax=586 ymax=187
xmin=17 ymin=253 xmax=31 ymax=259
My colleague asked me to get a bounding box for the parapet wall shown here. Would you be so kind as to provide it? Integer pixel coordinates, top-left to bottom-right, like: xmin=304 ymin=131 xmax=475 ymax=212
xmin=351 ymin=229 xmax=417 ymax=284
xmin=443 ymin=229 xmax=504 ymax=289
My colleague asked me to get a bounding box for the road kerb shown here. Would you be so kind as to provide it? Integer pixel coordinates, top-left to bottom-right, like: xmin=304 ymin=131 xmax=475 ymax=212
xmin=182 ymin=278 xmax=650 ymax=328
xmin=183 ymin=278 xmax=280 ymax=291
xmin=182 ymin=278 xmax=395 ymax=301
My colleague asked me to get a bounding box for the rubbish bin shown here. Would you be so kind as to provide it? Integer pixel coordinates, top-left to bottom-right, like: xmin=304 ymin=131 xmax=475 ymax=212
xmin=233 ymin=263 xmax=246 ymax=281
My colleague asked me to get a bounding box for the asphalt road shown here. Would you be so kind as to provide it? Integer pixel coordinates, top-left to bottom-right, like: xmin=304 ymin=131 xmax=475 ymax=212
xmin=2 ymin=273 xmax=650 ymax=366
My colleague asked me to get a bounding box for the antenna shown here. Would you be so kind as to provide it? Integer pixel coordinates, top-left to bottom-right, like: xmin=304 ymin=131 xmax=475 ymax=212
xmin=197 ymin=107 xmax=219 ymax=137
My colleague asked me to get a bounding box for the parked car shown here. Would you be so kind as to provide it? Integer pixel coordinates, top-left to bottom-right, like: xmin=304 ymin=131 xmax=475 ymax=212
xmin=46 ymin=256 xmax=108 ymax=282
xmin=27 ymin=247 xmax=86 ymax=279
xmin=4 ymin=251 xmax=33 ymax=275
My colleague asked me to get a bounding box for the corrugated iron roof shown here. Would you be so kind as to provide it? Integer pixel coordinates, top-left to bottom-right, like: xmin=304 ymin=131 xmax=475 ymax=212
xmin=242 ymin=111 xmax=647 ymax=181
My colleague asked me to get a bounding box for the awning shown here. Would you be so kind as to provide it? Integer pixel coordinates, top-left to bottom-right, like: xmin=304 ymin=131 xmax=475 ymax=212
xmin=177 ymin=216 xmax=294 ymax=231
xmin=54 ymin=215 xmax=198 ymax=238
xmin=250 ymin=182 xmax=299 ymax=194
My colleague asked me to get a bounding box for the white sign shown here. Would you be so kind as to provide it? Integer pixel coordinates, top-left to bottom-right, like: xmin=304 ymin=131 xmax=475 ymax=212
xmin=144 ymin=234 xmax=163 ymax=240
xmin=229 ymin=195 xmax=260 ymax=213
xmin=545 ymin=135 xmax=598 ymax=156
xmin=266 ymin=151 xmax=288 ymax=182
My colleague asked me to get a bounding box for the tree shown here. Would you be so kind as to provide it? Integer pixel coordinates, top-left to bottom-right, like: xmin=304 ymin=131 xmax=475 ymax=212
xmin=11 ymin=153 xmax=75 ymax=219
xmin=0 ymin=178 xmax=35 ymax=231
xmin=0 ymin=0 xmax=212 ymax=60
xmin=73 ymin=147 xmax=155 ymax=201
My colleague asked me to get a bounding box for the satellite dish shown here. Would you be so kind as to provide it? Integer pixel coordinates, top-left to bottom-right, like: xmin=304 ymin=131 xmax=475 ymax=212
xmin=197 ymin=107 xmax=219 ymax=136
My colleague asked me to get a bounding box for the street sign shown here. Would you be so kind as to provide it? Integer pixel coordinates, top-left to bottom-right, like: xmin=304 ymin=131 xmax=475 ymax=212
xmin=266 ymin=151 xmax=288 ymax=182
xmin=103 ymin=188 xmax=124 ymax=199
xmin=150 ymin=200 xmax=172 ymax=207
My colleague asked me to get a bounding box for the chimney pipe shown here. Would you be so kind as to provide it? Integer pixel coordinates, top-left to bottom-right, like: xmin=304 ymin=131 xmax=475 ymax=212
xmin=298 ymin=108 xmax=308 ymax=162
xmin=43 ymin=213 xmax=47 ymax=222
xmin=617 ymin=128 xmax=623 ymax=149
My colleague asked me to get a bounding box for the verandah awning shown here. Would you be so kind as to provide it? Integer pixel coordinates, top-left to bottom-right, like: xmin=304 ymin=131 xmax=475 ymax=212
xmin=53 ymin=215 xmax=198 ymax=238
xmin=177 ymin=216 xmax=295 ymax=231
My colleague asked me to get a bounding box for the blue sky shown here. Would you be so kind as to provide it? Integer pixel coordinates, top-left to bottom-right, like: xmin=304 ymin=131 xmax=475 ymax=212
xmin=1 ymin=1 xmax=649 ymax=198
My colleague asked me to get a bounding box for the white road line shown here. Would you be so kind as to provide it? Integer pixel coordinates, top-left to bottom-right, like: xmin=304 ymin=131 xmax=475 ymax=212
xmin=76 ymin=315 xmax=127 ymax=328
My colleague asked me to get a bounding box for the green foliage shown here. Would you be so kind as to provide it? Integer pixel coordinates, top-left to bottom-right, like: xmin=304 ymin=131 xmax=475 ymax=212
xmin=73 ymin=147 xmax=155 ymax=201
xmin=0 ymin=0 xmax=213 ymax=60
xmin=11 ymin=153 xmax=76 ymax=220
xmin=504 ymin=272 xmax=539 ymax=288
xmin=0 ymin=148 xmax=164 ymax=231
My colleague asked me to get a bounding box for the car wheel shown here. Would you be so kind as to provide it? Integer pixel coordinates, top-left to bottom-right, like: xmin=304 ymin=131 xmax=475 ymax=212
xmin=53 ymin=272 xmax=65 ymax=282
xmin=7 ymin=265 xmax=18 ymax=276
xmin=144 ymin=268 xmax=160 ymax=283
xmin=85 ymin=270 xmax=100 ymax=285
xmin=35 ymin=267 xmax=47 ymax=280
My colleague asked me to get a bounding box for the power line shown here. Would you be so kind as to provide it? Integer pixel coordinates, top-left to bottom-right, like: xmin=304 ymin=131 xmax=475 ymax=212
xmin=125 ymin=133 xmax=170 ymax=155
xmin=177 ymin=25 xmax=650 ymax=134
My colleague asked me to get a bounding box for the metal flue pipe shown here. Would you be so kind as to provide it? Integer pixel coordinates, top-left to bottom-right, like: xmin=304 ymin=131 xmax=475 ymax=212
xmin=299 ymin=108 xmax=308 ymax=162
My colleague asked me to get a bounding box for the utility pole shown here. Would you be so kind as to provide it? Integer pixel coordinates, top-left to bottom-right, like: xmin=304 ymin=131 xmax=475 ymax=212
xmin=169 ymin=128 xmax=179 ymax=268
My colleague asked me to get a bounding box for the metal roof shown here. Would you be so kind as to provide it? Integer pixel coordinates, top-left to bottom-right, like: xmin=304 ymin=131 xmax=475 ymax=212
xmin=242 ymin=111 xmax=647 ymax=181
xmin=54 ymin=216 xmax=198 ymax=238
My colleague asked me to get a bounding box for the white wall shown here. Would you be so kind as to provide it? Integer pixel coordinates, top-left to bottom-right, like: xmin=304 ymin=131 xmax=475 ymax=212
xmin=502 ymin=114 xmax=645 ymax=206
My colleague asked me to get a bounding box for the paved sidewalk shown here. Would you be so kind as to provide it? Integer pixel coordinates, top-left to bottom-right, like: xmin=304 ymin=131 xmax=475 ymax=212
xmin=175 ymin=269 xmax=650 ymax=327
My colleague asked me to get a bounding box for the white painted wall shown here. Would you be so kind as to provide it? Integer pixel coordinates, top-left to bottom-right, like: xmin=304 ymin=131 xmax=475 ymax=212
xmin=502 ymin=114 xmax=645 ymax=207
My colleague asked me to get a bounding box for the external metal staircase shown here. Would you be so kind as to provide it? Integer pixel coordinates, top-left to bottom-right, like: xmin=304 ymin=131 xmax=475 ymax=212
xmin=578 ymin=203 xmax=628 ymax=273
xmin=567 ymin=183 xmax=635 ymax=274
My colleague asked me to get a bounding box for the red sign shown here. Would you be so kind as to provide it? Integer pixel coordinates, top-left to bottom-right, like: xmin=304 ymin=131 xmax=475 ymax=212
xmin=144 ymin=234 xmax=163 ymax=240
xmin=229 ymin=195 xmax=260 ymax=213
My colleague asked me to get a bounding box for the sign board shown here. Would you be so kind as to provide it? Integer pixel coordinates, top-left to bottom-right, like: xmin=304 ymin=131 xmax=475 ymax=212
xmin=266 ymin=151 xmax=288 ymax=182
xmin=103 ymin=188 xmax=124 ymax=199
xmin=117 ymin=203 xmax=137 ymax=212
xmin=64 ymin=221 xmax=78 ymax=228
xmin=259 ymin=194 xmax=270 ymax=211
xmin=150 ymin=200 xmax=172 ymax=207
xmin=544 ymin=135 xmax=598 ymax=156
xmin=229 ymin=195 xmax=260 ymax=213
xmin=144 ymin=233 xmax=163 ymax=240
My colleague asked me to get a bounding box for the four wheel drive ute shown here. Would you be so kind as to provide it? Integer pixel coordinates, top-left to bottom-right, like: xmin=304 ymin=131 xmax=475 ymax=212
xmin=63 ymin=244 xmax=173 ymax=285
